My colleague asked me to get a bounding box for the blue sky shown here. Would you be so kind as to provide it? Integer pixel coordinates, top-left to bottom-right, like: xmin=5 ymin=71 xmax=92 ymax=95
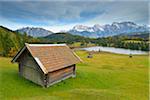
xmin=0 ymin=0 xmax=149 ymax=32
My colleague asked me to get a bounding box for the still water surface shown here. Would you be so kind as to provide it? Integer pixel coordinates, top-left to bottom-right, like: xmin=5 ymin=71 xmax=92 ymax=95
xmin=81 ymin=46 xmax=147 ymax=55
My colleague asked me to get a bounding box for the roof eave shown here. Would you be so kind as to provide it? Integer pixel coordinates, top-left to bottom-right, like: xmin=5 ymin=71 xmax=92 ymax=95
xmin=34 ymin=57 xmax=48 ymax=74
xmin=65 ymin=45 xmax=83 ymax=62
xmin=11 ymin=46 xmax=27 ymax=63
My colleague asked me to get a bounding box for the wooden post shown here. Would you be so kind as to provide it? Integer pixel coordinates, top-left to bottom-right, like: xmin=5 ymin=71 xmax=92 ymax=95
xmin=72 ymin=64 xmax=76 ymax=78
xmin=44 ymin=74 xmax=48 ymax=88
xmin=18 ymin=63 xmax=21 ymax=75
xmin=129 ymin=53 xmax=132 ymax=58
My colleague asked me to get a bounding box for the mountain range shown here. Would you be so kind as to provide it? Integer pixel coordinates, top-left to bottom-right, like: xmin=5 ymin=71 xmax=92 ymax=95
xmin=16 ymin=27 xmax=53 ymax=37
xmin=69 ymin=22 xmax=149 ymax=38
xmin=16 ymin=21 xmax=149 ymax=38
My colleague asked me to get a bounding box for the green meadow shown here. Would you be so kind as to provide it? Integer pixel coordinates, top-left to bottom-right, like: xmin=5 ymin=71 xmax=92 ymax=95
xmin=0 ymin=51 xmax=149 ymax=100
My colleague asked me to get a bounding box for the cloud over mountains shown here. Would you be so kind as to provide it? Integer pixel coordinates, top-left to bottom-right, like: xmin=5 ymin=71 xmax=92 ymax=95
xmin=0 ymin=0 xmax=149 ymax=32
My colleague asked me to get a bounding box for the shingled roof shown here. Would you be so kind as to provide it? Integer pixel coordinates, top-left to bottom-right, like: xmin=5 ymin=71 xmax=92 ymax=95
xmin=12 ymin=43 xmax=82 ymax=74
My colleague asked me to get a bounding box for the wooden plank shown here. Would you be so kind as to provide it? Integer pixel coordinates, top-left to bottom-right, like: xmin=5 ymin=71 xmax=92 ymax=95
xmin=47 ymin=65 xmax=75 ymax=85
xmin=22 ymin=66 xmax=44 ymax=86
xmin=19 ymin=50 xmax=45 ymax=87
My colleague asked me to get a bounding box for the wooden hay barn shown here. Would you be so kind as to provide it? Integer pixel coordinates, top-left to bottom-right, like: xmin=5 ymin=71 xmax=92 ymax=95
xmin=12 ymin=43 xmax=81 ymax=87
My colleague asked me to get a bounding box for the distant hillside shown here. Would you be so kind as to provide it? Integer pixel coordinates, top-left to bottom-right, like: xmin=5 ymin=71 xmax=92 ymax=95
xmin=16 ymin=27 xmax=53 ymax=37
xmin=124 ymin=33 xmax=150 ymax=40
xmin=44 ymin=32 xmax=90 ymax=44
xmin=119 ymin=32 xmax=149 ymax=40
xmin=0 ymin=26 xmax=36 ymax=56
xmin=128 ymin=33 xmax=149 ymax=40
xmin=0 ymin=26 xmax=20 ymax=56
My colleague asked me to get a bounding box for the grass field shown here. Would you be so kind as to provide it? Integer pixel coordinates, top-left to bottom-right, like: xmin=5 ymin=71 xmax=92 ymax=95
xmin=0 ymin=51 xmax=149 ymax=100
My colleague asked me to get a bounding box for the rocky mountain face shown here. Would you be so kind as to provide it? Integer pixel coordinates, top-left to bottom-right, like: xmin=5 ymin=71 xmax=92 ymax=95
xmin=16 ymin=27 xmax=53 ymax=37
xmin=16 ymin=22 xmax=149 ymax=38
xmin=68 ymin=22 xmax=149 ymax=38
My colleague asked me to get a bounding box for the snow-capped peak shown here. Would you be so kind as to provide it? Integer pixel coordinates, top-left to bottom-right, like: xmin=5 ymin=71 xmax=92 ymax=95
xmin=73 ymin=25 xmax=94 ymax=32
xmin=73 ymin=25 xmax=88 ymax=30
xmin=69 ymin=21 xmax=149 ymax=38
xmin=16 ymin=27 xmax=53 ymax=37
xmin=112 ymin=22 xmax=120 ymax=29
xmin=93 ymin=24 xmax=104 ymax=31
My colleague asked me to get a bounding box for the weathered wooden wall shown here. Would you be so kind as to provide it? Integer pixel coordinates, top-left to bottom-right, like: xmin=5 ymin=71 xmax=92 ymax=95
xmin=18 ymin=49 xmax=45 ymax=87
xmin=47 ymin=64 xmax=76 ymax=87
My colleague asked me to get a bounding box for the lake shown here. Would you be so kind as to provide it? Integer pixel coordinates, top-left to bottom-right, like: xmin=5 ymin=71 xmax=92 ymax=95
xmin=81 ymin=46 xmax=148 ymax=55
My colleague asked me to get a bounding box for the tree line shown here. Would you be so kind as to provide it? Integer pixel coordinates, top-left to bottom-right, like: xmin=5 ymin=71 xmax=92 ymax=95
xmin=91 ymin=36 xmax=149 ymax=51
